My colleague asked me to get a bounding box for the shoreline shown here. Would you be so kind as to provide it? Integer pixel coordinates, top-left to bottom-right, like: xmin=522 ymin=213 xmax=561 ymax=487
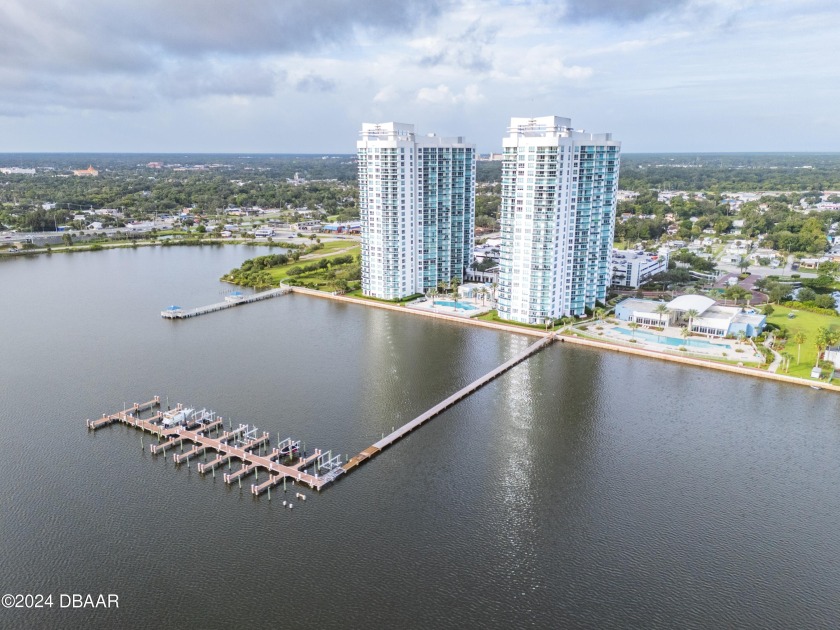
xmin=289 ymin=286 xmax=840 ymax=393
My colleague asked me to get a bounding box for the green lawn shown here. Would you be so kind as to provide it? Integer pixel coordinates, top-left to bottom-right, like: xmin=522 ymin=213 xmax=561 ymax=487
xmin=767 ymin=305 xmax=840 ymax=378
xmin=344 ymin=290 xmax=424 ymax=305
xmin=265 ymin=244 xmax=359 ymax=284
xmin=306 ymin=239 xmax=356 ymax=254
xmin=475 ymin=309 xmax=563 ymax=331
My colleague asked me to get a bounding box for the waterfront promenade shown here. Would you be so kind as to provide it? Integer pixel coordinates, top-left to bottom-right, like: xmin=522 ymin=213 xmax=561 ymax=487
xmin=288 ymin=286 xmax=840 ymax=393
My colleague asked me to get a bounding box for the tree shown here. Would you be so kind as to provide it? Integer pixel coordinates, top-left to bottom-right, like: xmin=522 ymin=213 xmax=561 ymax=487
xmin=814 ymin=327 xmax=837 ymax=368
xmin=796 ymin=287 xmax=817 ymax=303
xmin=737 ymin=256 xmax=750 ymax=273
xmin=791 ymin=330 xmax=807 ymax=365
xmin=680 ymin=326 xmax=690 ymax=340
xmin=594 ymin=307 xmax=606 ymax=322
xmin=450 ymin=276 xmax=460 ymax=302
xmin=762 ymin=303 xmax=775 ymax=317
xmin=628 ymin=321 xmax=640 ymax=337
xmin=62 ymin=232 xmax=73 ymax=246
xmin=654 ymin=302 xmax=670 ymax=326
xmin=685 ymin=308 xmax=699 ymax=334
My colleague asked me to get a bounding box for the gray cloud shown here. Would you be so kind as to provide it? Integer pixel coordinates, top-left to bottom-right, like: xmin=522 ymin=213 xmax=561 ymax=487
xmin=563 ymin=0 xmax=690 ymax=22
xmin=0 ymin=0 xmax=446 ymax=115
xmin=418 ymin=20 xmax=495 ymax=72
xmin=0 ymin=0 xmax=448 ymax=75
xmin=295 ymin=74 xmax=337 ymax=93
xmin=159 ymin=63 xmax=284 ymax=99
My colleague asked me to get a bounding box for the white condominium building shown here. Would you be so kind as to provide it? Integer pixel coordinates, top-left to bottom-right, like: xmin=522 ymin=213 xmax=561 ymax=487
xmin=611 ymin=249 xmax=669 ymax=289
xmin=498 ymin=116 xmax=620 ymax=323
xmin=357 ymin=122 xmax=475 ymax=300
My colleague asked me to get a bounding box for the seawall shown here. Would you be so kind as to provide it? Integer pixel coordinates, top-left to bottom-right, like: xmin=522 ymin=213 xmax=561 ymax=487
xmin=288 ymin=286 xmax=839 ymax=393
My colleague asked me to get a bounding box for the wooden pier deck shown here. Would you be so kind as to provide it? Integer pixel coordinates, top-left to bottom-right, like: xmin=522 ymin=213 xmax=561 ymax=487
xmin=161 ymin=287 xmax=290 ymax=319
xmin=343 ymin=334 xmax=555 ymax=473
xmin=86 ymin=397 xmax=161 ymax=430
xmin=87 ymin=398 xmax=336 ymax=492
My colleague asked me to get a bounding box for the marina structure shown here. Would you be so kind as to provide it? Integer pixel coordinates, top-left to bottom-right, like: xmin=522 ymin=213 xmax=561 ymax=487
xmin=357 ymin=122 xmax=475 ymax=300
xmin=85 ymin=335 xmax=557 ymax=497
xmin=498 ymin=116 xmax=621 ymax=324
xmin=87 ymin=399 xmax=344 ymax=492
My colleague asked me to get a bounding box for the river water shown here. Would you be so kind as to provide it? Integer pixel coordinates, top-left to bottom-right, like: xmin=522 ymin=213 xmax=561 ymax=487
xmin=2 ymin=245 xmax=840 ymax=629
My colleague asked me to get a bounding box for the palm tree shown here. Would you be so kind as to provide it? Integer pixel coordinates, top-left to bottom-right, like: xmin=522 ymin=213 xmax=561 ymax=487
xmin=594 ymin=307 xmax=606 ymax=322
xmin=628 ymin=321 xmax=640 ymax=338
xmin=490 ymin=281 xmax=498 ymax=305
xmin=654 ymin=302 xmax=670 ymax=327
xmin=791 ymin=330 xmax=806 ymax=365
xmin=429 ymin=287 xmax=438 ymax=305
xmin=685 ymin=308 xmax=699 ymax=334
xmin=814 ymin=327 xmax=835 ymax=368
xmin=779 ymin=352 xmax=793 ymax=373
xmin=450 ymin=276 xmax=461 ymax=303
xmin=680 ymin=326 xmax=690 ymax=340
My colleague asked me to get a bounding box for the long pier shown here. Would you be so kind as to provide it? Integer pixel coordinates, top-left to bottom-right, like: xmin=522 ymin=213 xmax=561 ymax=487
xmin=343 ymin=334 xmax=555 ymax=473
xmin=161 ymin=287 xmax=290 ymax=319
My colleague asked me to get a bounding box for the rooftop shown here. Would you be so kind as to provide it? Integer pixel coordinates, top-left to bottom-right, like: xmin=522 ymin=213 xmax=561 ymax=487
xmin=617 ymin=298 xmax=666 ymax=314
xmin=667 ymin=295 xmax=715 ymax=314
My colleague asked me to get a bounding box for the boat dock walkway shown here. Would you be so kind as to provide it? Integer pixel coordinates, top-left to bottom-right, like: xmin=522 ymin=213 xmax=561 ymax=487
xmin=343 ymin=333 xmax=555 ymax=473
xmin=161 ymin=287 xmax=290 ymax=319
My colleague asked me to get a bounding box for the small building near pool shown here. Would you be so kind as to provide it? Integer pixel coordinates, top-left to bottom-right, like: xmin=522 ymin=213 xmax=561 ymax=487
xmin=615 ymin=294 xmax=766 ymax=338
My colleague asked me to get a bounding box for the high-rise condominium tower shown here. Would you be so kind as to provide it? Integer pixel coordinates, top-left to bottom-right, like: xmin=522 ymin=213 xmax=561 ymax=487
xmin=498 ymin=116 xmax=620 ymax=324
xmin=357 ymin=122 xmax=475 ymax=300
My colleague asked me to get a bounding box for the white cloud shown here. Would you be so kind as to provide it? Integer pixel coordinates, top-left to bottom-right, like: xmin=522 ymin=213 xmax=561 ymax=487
xmin=416 ymin=84 xmax=484 ymax=105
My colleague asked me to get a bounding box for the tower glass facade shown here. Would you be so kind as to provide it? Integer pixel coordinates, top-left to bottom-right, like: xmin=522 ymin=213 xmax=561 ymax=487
xmin=358 ymin=123 xmax=475 ymax=300
xmin=497 ymin=116 xmax=620 ymax=324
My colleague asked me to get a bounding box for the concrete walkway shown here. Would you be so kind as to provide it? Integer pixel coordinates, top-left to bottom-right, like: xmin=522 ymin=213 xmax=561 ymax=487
xmin=764 ymin=335 xmax=783 ymax=373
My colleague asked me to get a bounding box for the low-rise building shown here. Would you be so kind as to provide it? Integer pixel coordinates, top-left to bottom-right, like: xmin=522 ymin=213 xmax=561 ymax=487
xmin=73 ymin=165 xmax=99 ymax=177
xmin=611 ymin=249 xmax=669 ymax=289
xmin=615 ymin=294 xmax=766 ymax=338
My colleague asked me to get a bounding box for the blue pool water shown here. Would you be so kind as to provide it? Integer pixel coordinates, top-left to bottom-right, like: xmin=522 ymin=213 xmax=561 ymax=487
xmin=615 ymin=327 xmax=731 ymax=350
xmin=435 ymin=300 xmax=478 ymax=311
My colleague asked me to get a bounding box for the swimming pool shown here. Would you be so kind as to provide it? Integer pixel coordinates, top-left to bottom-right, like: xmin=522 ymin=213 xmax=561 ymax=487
xmin=434 ymin=300 xmax=478 ymax=311
xmin=615 ymin=327 xmax=732 ymax=350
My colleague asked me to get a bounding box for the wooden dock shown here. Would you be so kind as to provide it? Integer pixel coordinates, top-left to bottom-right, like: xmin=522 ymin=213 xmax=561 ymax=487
xmin=343 ymin=333 xmax=555 ymax=473
xmin=85 ymin=397 xmax=161 ymax=430
xmin=87 ymin=335 xmax=555 ymax=497
xmin=86 ymin=398 xmax=340 ymax=493
xmin=161 ymin=287 xmax=290 ymax=319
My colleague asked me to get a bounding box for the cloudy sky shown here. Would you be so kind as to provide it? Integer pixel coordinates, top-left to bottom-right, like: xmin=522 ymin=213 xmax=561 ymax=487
xmin=0 ymin=0 xmax=838 ymax=153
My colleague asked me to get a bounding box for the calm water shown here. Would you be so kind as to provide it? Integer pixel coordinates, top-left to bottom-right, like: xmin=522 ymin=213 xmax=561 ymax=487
xmin=2 ymin=246 xmax=840 ymax=629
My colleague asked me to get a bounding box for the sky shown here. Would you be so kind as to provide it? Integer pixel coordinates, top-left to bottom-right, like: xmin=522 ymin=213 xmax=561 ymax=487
xmin=0 ymin=0 xmax=838 ymax=154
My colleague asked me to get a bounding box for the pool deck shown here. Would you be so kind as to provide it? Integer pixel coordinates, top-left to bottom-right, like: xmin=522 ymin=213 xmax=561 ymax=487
xmin=577 ymin=321 xmax=763 ymax=363
xmin=405 ymin=298 xmax=492 ymax=318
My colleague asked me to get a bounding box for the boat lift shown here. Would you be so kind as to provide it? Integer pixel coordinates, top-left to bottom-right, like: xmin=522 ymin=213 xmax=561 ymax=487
xmin=276 ymin=437 xmax=300 ymax=458
xmin=236 ymin=424 xmax=259 ymax=448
